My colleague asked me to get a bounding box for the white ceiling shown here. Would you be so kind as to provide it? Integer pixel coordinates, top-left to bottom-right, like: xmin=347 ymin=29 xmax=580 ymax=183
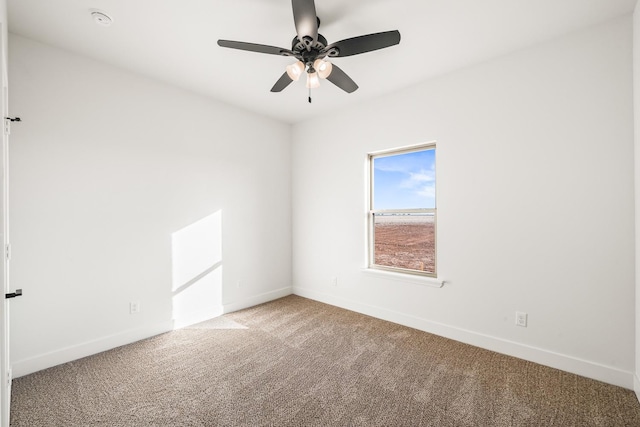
xmin=7 ymin=0 xmax=637 ymax=124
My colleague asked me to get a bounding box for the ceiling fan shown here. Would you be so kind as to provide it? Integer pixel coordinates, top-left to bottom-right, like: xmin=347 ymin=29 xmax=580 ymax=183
xmin=217 ymin=0 xmax=401 ymax=101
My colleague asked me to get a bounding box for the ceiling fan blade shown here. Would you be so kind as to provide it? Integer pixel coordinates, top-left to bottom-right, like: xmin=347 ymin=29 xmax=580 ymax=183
xmin=271 ymin=72 xmax=294 ymax=92
xmin=323 ymin=30 xmax=401 ymax=57
xmin=291 ymin=0 xmax=318 ymax=51
xmin=218 ymin=40 xmax=294 ymax=56
xmin=326 ymin=64 xmax=358 ymax=93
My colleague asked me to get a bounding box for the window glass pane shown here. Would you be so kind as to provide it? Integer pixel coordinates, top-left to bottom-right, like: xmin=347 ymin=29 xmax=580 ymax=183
xmin=373 ymin=212 xmax=435 ymax=273
xmin=373 ymin=149 xmax=435 ymax=210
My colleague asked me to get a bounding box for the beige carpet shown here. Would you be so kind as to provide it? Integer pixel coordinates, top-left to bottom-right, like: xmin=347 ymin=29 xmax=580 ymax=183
xmin=10 ymin=295 xmax=640 ymax=426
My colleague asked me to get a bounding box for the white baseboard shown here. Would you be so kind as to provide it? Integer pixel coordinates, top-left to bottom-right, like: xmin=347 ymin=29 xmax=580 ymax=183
xmin=635 ymin=374 xmax=640 ymax=402
xmin=223 ymin=286 xmax=292 ymax=314
xmin=172 ymin=306 xmax=224 ymax=330
xmin=11 ymin=287 xmax=293 ymax=379
xmin=14 ymin=286 xmax=630 ymax=390
xmin=293 ymin=286 xmax=634 ymax=389
xmin=11 ymin=321 xmax=173 ymax=379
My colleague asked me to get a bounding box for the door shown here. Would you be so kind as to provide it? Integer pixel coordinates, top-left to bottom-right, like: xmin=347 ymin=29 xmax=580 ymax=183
xmin=0 ymin=21 xmax=9 ymax=427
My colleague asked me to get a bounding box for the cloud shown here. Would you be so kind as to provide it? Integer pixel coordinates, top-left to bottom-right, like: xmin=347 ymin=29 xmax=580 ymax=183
xmin=374 ymin=151 xmax=432 ymax=174
xmin=400 ymin=167 xmax=436 ymax=205
xmin=417 ymin=184 xmax=436 ymax=198
xmin=373 ymin=149 xmax=436 ymax=208
xmin=400 ymin=168 xmax=435 ymax=190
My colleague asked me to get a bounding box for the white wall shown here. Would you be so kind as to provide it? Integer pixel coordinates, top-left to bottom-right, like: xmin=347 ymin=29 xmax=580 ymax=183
xmin=293 ymin=16 xmax=635 ymax=388
xmin=0 ymin=0 xmax=9 ymax=425
xmin=6 ymin=12 xmax=637 ymax=390
xmin=634 ymin=0 xmax=640 ymax=399
xmin=8 ymin=35 xmax=292 ymax=377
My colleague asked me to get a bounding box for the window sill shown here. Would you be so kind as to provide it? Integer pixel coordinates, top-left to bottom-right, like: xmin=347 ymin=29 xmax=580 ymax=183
xmin=361 ymin=268 xmax=445 ymax=288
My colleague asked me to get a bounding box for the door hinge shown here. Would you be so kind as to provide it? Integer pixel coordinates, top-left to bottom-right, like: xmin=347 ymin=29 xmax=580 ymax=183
xmin=5 ymin=289 xmax=21 ymax=299
xmin=5 ymin=243 xmax=10 ymax=260
xmin=4 ymin=117 xmax=21 ymax=135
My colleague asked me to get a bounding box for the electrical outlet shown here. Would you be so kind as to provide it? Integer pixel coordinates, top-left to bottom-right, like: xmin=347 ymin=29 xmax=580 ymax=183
xmin=330 ymin=277 xmax=338 ymax=287
xmin=130 ymin=302 xmax=141 ymax=314
xmin=516 ymin=311 xmax=527 ymax=327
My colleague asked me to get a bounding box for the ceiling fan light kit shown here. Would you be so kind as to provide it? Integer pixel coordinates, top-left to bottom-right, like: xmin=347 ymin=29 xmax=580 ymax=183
xmin=306 ymin=69 xmax=320 ymax=89
xmin=217 ymin=0 xmax=400 ymax=102
xmin=314 ymin=59 xmax=332 ymax=79
xmin=286 ymin=61 xmax=305 ymax=81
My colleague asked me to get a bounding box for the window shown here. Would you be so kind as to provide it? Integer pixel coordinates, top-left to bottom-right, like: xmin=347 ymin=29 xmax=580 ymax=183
xmin=368 ymin=144 xmax=436 ymax=277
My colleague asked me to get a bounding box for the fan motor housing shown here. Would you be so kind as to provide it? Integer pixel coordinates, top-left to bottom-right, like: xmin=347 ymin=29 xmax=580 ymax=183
xmin=292 ymin=34 xmax=327 ymax=53
xmin=216 ymin=5 xmax=400 ymax=95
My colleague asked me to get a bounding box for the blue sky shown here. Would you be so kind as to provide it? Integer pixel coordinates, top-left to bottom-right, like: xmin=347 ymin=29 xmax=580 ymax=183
xmin=373 ymin=149 xmax=436 ymax=210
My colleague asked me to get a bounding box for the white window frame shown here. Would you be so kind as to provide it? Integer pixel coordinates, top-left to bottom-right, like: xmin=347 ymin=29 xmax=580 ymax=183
xmin=368 ymin=143 xmax=437 ymax=278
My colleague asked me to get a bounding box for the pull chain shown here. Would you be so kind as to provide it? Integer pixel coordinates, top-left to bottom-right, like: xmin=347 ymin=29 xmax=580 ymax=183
xmin=308 ymin=86 xmax=312 ymax=103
